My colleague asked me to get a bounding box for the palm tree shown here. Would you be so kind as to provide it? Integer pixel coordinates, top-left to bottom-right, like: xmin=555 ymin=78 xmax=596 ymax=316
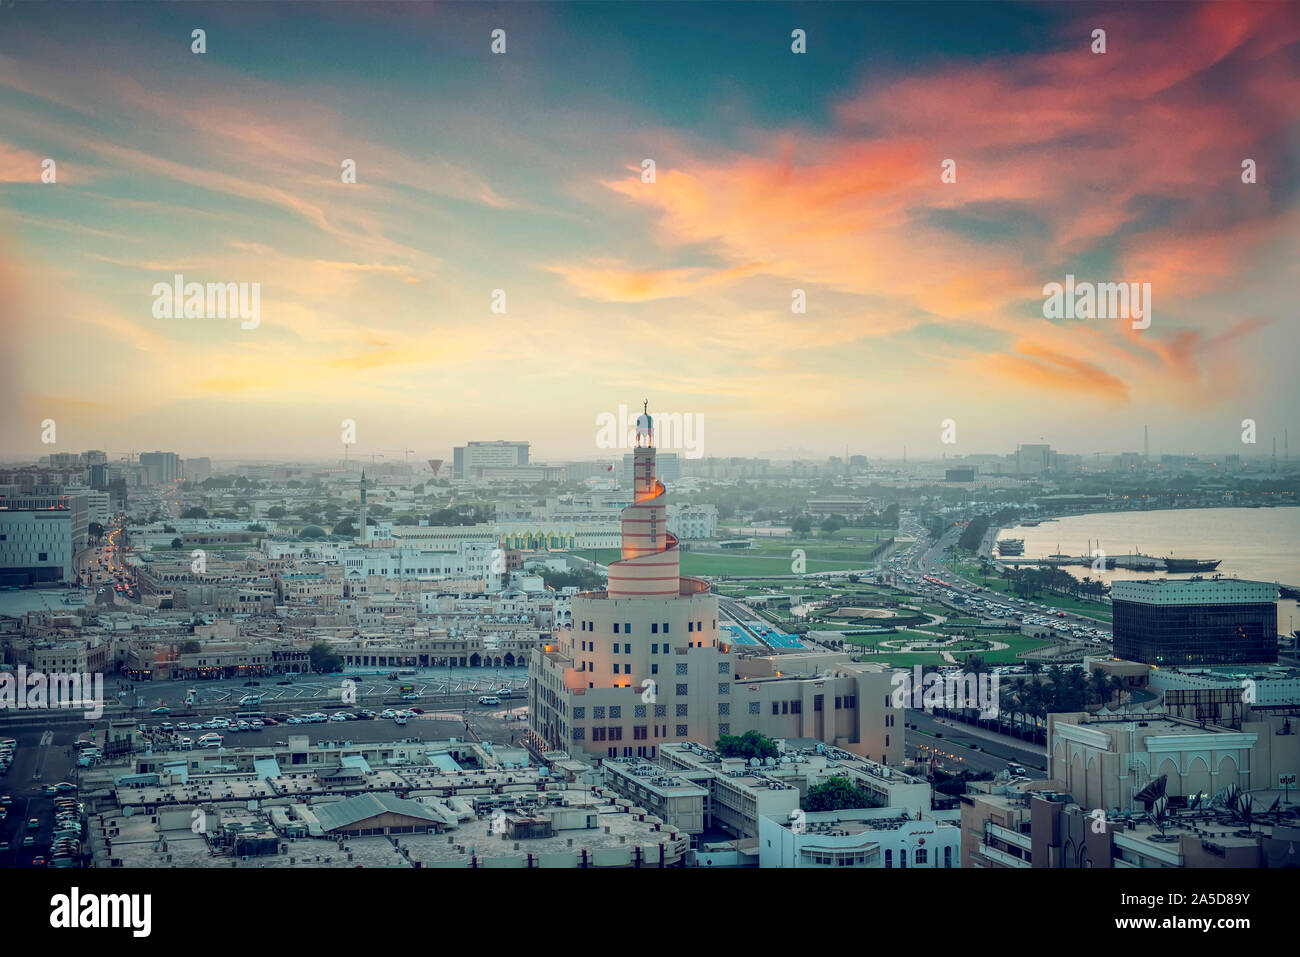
xmin=1089 ymin=669 xmax=1111 ymax=706
xmin=1107 ymin=674 xmax=1125 ymax=706
xmin=999 ymin=688 xmax=1019 ymax=734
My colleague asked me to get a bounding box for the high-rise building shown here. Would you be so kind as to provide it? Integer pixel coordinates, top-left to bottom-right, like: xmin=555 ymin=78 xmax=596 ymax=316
xmin=527 ymin=405 xmax=901 ymax=764
xmin=184 ymin=457 xmax=213 ymax=482
xmin=453 ymin=440 xmax=529 ymax=479
xmin=1016 ymin=444 xmax=1052 ymax=474
xmin=139 ymin=451 xmax=181 ymax=485
xmin=1112 ymin=578 xmax=1277 ymax=666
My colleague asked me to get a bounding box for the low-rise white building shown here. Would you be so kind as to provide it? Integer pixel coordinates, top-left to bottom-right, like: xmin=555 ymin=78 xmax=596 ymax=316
xmin=760 ymin=808 xmax=960 ymax=868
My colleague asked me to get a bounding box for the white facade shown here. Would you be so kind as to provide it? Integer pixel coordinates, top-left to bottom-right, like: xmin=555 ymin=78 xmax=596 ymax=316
xmin=667 ymin=503 xmax=718 ymax=540
xmin=1150 ymin=667 xmax=1300 ymax=708
xmin=338 ymin=540 xmax=497 ymax=582
xmin=1111 ymin=578 xmax=1277 ymax=606
xmin=759 ymin=809 xmax=960 ymax=868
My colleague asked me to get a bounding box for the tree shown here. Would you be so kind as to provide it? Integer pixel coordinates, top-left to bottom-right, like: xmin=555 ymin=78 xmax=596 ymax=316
xmin=806 ymin=776 xmax=875 ymax=811
xmin=170 ymin=537 xmax=183 ymax=549
xmin=791 ymin=515 xmax=813 ymax=535
xmin=1089 ymin=669 xmax=1111 ymax=706
xmin=539 ymin=568 xmax=606 ymax=592
xmin=715 ymin=730 xmax=778 ymax=761
xmin=820 ymin=514 xmax=846 ymax=537
xmin=179 ymin=640 xmax=200 ymax=654
xmin=308 ymin=642 xmax=343 ymax=674
xmin=266 ymin=506 xmax=287 ymax=519
xmin=332 ymin=518 xmax=356 ymax=537
xmin=180 ymin=507 xmax=208 ymax=519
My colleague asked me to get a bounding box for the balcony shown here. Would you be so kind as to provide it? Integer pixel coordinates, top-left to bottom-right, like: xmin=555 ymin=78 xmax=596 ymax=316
xmin=977 ymin=842 xmax=1030 ymax=868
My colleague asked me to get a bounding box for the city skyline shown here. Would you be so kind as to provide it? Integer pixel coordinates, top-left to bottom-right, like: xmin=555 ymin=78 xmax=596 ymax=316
xmin=6 ymin=429 xmax=1295 ymax=469
xmin=3 ymin=2 xmax=1299 ymax=459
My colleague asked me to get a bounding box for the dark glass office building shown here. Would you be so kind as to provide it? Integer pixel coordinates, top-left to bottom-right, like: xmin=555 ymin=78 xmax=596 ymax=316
xmin=1112 ymin=579 xmax=1277 ymax=666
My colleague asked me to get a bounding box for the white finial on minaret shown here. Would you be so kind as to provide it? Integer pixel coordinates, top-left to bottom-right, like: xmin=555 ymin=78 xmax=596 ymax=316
xmin=635 ymin=399 xmax=654 ymax=448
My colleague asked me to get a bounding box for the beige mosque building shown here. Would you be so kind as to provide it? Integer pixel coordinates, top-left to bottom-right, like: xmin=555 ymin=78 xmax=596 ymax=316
xmin=526 ymin=405 xmax=902 ymax=764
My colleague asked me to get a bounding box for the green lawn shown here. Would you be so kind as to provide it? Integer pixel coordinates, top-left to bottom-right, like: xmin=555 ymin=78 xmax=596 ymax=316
xmin=849 ymin=631 xmax=1054 ymax=667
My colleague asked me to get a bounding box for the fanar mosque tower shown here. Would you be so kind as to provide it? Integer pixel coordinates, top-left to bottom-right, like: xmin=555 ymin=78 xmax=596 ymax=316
xmin=525 ymin=402 xmax=899 ymax=767
xmin=607 ymin=402 xmax=689 ymax=599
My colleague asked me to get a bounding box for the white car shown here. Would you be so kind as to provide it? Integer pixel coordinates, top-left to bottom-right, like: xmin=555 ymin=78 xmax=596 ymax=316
xmin=286 ymin=716 xmax=303 ymax=725
xmin=380 ymin=709 xmax=397 ymax=719
xmin=330 ymin=713 xmax=349 ymax=722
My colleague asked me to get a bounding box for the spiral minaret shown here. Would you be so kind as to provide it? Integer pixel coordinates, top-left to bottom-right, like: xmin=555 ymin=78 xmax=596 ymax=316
xmin=606 ymin=403 xmax=681 ymax=598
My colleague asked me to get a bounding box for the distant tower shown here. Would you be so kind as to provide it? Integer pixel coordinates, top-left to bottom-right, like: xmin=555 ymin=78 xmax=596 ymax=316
xmin=359 ymin=471 xmax=371 ymax=543
xmin=1143 ymin=424 xmax=1149 ymax=461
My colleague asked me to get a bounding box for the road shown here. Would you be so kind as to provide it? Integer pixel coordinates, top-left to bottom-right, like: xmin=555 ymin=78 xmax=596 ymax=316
xmin=904 ymin=709 xmax=1048 ymax=779
xmin=885 ymin=517 xmax=1112 ymax=655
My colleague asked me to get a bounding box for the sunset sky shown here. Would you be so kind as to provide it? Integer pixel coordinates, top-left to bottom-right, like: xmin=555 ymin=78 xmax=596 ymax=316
xmin=1 ymin=2 xmax=1297 ymax=464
